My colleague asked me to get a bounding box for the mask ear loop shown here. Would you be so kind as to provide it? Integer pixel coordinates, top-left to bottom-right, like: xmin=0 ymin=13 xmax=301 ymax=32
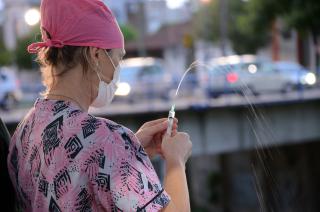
xmin=90 ymin=63 xmax=102 ymax=103
xmin=105 ymin=50 xmax=117 ymax=71
xmin=105 ymin=50 xmax=121 ymax=86
xmin=94 ymin=62 xmax=102 ymax=81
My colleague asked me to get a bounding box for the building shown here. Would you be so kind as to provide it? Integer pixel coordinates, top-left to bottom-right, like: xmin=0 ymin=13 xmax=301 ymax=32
xmin=2 ymin=0 xmax=40 ymax=50
xmin=102 ymin=0 xmax=128 ymax=24
xmin=104 ymin=0 xmax=192 ymax=34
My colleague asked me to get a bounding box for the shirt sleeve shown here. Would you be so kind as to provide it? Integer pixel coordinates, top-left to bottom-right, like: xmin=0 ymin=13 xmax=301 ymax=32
xmin=93 ymin=121 xmax=171 ymax=212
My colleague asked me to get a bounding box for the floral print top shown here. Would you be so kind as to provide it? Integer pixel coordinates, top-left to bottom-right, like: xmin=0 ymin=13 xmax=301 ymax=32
xmin=7 ymin=99 xmax=170 ymax=212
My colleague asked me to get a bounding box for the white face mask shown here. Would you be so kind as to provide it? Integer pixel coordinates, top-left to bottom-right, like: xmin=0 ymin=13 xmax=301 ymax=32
xmin=90 ymin=51 xmax=120 ymax=108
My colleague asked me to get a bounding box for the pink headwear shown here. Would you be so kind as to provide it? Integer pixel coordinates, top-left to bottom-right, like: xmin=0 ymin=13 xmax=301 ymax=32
xmin=28 ymin=0 xmax=124 ymax=53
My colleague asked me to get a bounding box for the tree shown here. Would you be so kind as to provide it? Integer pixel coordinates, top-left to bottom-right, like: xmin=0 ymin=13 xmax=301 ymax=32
xmin=193 ymin=0 xmax=220 ymax=43
xmin=120 ymin=24 xmax=138 ymax=42
xmin=228 ymin=0 xmax=270 ymax=54
xmin=235 ymin=0 xmax=320 ymax=71
xmin=0 ymin=28 xmax=13 ymax=66
xmin=194 ymin=0 xmax=320 ymax=69
xmin=193 ymin=0 xmax=270 ymax=55
xmin=0 ymin=46 xmax=13 ymax=67
xmin=14 ymin=25 xmax=41 ymax=70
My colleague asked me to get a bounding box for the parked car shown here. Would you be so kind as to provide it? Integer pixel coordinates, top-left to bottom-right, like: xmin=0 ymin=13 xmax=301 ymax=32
xmin=242 ymin=61 xmax=317 ymax=94
xmin=272 ymin=61 xmax=317 ymax=91
xmin=201 ymin=55 xmax=263 ymax=97
xmin=201 ymin=55 xmax=317 ymax=98
xmin=114 ymin=57 xmax=174 ymax=102
xmin=0 ymin=67 xmax=22 ymax=110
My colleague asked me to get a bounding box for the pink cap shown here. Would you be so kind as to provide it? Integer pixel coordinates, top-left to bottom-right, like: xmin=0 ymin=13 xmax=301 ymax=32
xmin=28 ymin=0 xmax=124 ymax=53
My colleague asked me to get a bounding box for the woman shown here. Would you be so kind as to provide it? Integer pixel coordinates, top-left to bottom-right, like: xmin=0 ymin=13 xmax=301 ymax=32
xmin=7 ymin=0 xmax=192 ymax=211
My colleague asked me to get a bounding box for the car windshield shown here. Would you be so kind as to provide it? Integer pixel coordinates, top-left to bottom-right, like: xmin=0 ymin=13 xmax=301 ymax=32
xmin=275 ymin=62 xmax=303 ymax=72
xmin=120 ymin=64 xmax=163 ymax=82
xmin=210 ymin=64 xmax=236 ymax=75
xmin=119 ymin=66 xmax=141 ymax=82
xmin=209 ymin=62 xmax=263 ymax=75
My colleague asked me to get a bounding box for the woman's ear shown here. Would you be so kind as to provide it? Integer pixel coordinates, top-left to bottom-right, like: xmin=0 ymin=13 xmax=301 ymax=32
xmin=89 ymin=47 xmax=100 ymax=65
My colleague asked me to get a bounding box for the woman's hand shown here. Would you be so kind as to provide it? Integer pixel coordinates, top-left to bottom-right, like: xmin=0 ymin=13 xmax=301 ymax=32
xmin=135 ymin=118 xmax=178 ymax=159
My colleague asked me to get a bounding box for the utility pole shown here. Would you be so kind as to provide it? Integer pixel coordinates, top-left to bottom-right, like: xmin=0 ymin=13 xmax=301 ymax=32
xmin=271 ymin=20 xmax=280 ymax=61
xmin=137 ymin=1 xmax=147 ymax=57
xmin=127 ymin=0 xmax=147 ymax=57
xmin=219 ymin=0 xmax=228 ymax=56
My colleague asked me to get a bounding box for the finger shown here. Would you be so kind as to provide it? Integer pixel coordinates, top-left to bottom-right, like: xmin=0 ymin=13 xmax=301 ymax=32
xmin=143 ymin=118 xmax=167 ymax=127
xmin=154 ymin=133 xmax=162 ymax=143
xmin=146 ymin=121 xmax=169 ymax=136
xmin=146 ymin=117 xmax=178 ymax=127
xmin=172 ymin=123 xmax=178 ymax=130
xmin=172 ymin=129 xmax=178 ymax=136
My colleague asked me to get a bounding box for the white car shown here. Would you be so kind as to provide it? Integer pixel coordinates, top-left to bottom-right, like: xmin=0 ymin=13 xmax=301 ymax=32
xmin=0 ymin=67 xmax=22 ymax=110
xmin=201 ymin=55 xmax=317 ymax=97
xmin=114 ymin=57 xmax=174 ymax=102
xmin=202 ymin=55 xmax=263 ymax=97
xmin=272 ymin=61 xmax=317 ymax=91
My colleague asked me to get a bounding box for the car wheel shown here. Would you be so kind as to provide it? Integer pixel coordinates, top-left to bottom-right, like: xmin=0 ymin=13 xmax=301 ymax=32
xmin=240 ymin=86 xmax=258 ymax=97
xmin=282 ymin=83 xmax=294 ymax=93
xmin=3 ymin=94 xmax=17 ymax=110
xmin=252 ymin=90 xmax=260 ymax=96
xmin=240 ymin=86 xmax=252 ymax=96
xmin=206 ymin=90 xmax=220 ymax=99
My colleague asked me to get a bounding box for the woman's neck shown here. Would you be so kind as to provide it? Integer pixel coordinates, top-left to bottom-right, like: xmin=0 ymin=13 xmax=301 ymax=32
xmin=46 ymin=67 xmax=92 ymax=112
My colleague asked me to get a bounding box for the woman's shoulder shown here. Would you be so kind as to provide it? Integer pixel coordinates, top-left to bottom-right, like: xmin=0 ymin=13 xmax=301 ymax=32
xmin=94 ymin=117 xmax=134 ymax=137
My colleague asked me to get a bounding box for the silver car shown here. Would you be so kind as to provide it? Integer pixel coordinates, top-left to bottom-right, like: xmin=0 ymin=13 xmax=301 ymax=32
xmin=202 ymin=55 xmax=317 ymax=97
xmin=272 ymin=61 xmax=317 ymax=91
xmin=0 ymin=67 xmax=22 ymax=110
xmin=203 ymin=55 xmax=262 ymax=97
xmin=114 ymin=57 xmax=173 ymax=102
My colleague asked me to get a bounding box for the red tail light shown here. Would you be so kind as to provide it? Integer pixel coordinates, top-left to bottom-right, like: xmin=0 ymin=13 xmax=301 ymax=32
xmin=227 ymin=73 xmax=238 ymax=83
xmin=16 ymin=79 xmax=21 ymax=87
xmin=202 ymin=75 xmax=209 ymax=83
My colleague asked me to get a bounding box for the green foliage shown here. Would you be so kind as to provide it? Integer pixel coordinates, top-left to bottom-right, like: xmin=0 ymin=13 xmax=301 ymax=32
xmin=16 ymin=35 xmax=37 ymax=70
xmin=120 ymin=24 xmax=138 ymax=42
xmin=0 ymin=49 xmax=13 ymax=66
xmin=193 ymin=0 xmax=220 ymax=43
xmin=228 ymin=0 xmax=270 ymax=54
xmin=242 ymin=0 xmax=320 ymax=40
xmin=0 ymin=31 xmax=13 ymax=66
xmin=193 ymin=0 xmax=271 ymax=54
xmin=194 ymin=0 xmax=320 ymax=54
xmin=15 ymin=26 xmax=41 ymax=70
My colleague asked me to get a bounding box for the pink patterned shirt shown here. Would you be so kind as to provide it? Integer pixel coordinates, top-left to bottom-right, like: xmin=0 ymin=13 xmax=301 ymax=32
xmin=8 ymin=99 xmax=170 ymax=212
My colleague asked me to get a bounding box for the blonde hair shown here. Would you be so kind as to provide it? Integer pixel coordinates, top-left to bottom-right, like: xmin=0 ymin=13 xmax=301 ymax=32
xmin=36 ymin=46 xmax=94 ymax=96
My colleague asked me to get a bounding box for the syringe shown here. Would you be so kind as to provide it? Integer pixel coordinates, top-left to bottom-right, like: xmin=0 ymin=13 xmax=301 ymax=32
xmin=166 ymin=104 xmax=175 ymax=136
xmin=165 ymin=61 xmax=203 ymax=136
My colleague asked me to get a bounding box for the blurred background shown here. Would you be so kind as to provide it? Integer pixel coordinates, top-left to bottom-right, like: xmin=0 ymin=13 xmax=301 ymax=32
xmin=1 ymin=0 xmax=320 ymax=211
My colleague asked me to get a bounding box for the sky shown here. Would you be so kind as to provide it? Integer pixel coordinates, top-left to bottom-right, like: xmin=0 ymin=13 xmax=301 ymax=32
xmin=166 ymin=0 xmax=188 ymax=9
